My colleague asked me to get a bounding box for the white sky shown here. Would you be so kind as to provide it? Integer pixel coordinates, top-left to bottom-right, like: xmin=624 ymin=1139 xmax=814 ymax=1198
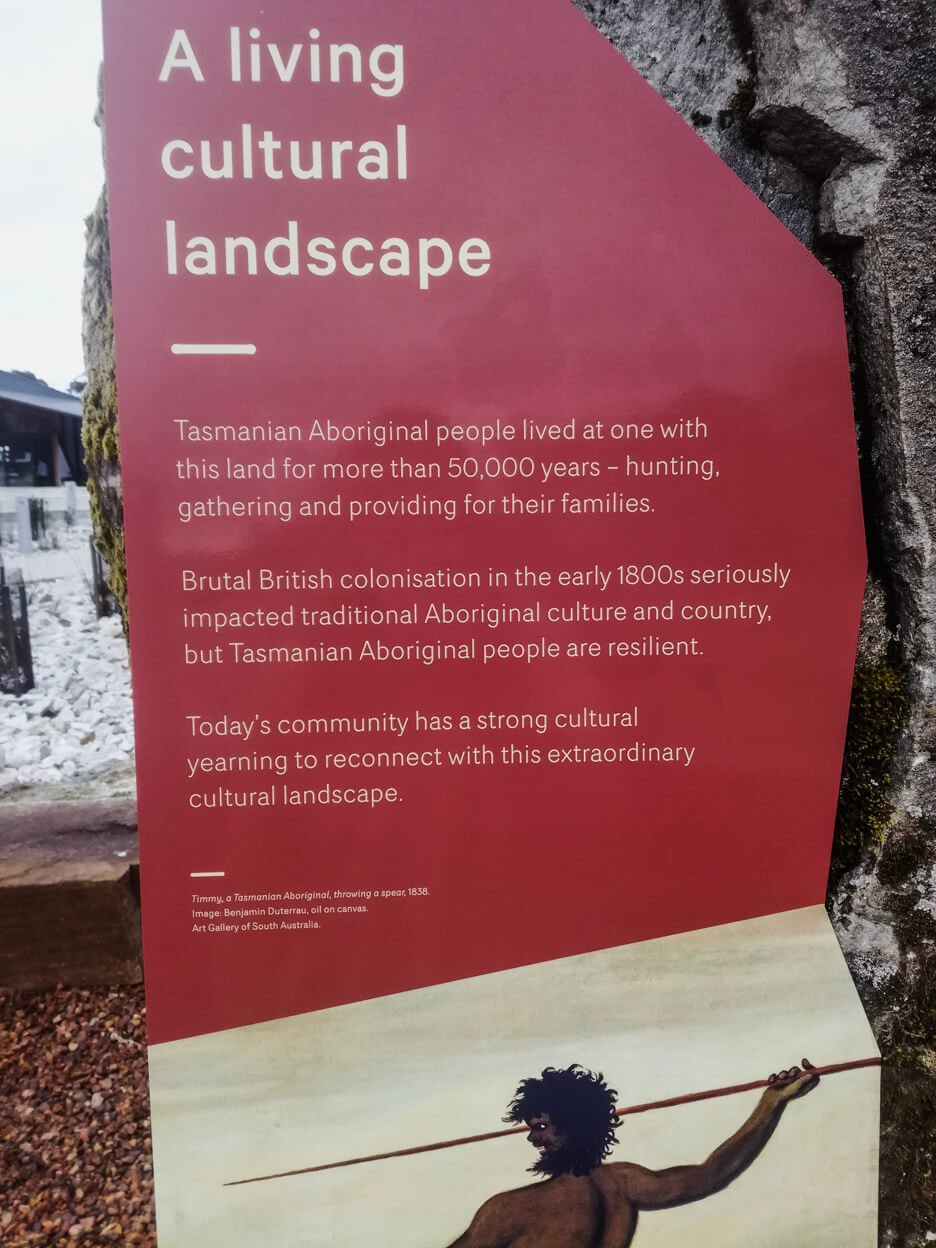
xmin=0 ymin=1 xmax=104 ymax=393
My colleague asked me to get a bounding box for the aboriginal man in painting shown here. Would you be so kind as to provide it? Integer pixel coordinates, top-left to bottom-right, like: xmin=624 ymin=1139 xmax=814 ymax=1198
xmin=446 ymin=1061 xmax=819 ymax=1248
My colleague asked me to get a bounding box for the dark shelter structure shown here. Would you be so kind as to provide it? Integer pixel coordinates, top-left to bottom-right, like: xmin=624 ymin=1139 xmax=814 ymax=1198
xmin=0 ymin=370 xmax=85 ymax=488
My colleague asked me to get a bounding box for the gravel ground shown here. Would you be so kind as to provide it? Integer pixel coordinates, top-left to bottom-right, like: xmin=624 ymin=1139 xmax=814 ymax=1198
xmin=0 ymin=986 xmax=155 ymax=1247
xmin=1 ymin=529 xmax=149 ymax=1241
xmin=0 ymin=524 xmax=135 ymax=801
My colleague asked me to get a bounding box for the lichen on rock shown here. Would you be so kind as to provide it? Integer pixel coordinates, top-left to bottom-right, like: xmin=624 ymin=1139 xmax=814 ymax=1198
xmin=833 ymin=661 xmax=910 ymax=882
xmin=81 ymin=80 xmax=127 ymax=633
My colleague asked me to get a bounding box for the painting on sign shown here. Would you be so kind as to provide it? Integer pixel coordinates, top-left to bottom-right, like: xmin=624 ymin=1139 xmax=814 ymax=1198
xmin=148 ymin=909 xmax=878 ymax=1247
xmin=446 ymin=1060 xmax=821 ymax=1247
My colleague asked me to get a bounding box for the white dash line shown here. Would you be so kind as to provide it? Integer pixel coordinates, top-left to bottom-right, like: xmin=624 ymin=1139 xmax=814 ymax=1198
xmin=171 ymin=343 xmax=256 ymax=355
xmin=191 ymin=871 xmax=226 ymax=878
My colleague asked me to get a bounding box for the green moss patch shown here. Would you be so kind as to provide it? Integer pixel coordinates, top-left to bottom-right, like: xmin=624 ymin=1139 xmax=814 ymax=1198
xmin=832 ymin=663 xmax=910 ymax=880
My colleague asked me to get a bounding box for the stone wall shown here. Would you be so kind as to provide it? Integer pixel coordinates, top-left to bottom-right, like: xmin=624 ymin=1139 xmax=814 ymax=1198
xmin=570 ymin=3 xmax=935 ymax=1241
xmin=83 ymin=4 xmax=935 ymax=1241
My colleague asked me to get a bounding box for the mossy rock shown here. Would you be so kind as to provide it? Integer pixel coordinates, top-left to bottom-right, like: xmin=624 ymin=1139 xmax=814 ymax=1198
xmin=832 ymin=663 xmax=909 ymax=881
xmin=81 ymin=187 xmax=128 ymax=634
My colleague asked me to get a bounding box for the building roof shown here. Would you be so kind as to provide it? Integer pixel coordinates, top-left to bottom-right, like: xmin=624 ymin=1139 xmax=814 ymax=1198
xmin=0 ymin=371 xmax=82 ymax=419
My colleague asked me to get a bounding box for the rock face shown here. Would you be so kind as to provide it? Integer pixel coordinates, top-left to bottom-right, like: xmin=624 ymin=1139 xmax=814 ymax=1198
xmin=81 ymin=71 xmax=127 ymax=628
xmin=572 ymin=1 xmax=935 ymax=1241
xmin=83 ymin=3 xmax=934 ymax=1241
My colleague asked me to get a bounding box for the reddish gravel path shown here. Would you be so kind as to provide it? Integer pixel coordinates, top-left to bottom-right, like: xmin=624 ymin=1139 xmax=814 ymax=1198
xmin=0 ymin=987 xmax=155 ymax=1247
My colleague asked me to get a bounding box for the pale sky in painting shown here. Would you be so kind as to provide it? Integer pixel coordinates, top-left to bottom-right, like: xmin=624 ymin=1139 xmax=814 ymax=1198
xmin=0 ymin=1 xmax=104 ymax=391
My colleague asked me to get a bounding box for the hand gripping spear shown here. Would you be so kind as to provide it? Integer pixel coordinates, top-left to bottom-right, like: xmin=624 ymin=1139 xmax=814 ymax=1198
xmin=224 ymin=1054 xmax=880 ymax=1188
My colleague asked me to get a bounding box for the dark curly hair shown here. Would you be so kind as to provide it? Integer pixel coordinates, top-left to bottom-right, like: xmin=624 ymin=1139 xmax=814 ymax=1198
xmin=503 ymin=1064 xmax=619 ymax=1176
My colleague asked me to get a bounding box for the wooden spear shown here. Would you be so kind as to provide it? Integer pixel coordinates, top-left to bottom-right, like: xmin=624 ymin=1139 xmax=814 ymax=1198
xmin=224 ymin=1055 xmax=880 ymax=1188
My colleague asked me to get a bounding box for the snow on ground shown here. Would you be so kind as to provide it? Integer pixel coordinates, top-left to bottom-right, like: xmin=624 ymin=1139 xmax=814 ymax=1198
xmin=0 ymin=523 xmax=136 ymax=802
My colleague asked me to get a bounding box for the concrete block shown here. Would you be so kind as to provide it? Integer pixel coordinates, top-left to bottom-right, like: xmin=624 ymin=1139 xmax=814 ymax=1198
xmin=0 ymin=800 xmax=141 ymax=988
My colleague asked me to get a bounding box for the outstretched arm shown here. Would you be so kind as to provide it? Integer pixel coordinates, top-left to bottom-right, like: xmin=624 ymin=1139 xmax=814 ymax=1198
xmin=615 ymin=1060 xmax=819 ymax=1211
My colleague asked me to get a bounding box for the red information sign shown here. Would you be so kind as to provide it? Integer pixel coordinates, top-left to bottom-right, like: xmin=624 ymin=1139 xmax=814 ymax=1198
xmin=103 ymin=5 xmax=875 ymax=1244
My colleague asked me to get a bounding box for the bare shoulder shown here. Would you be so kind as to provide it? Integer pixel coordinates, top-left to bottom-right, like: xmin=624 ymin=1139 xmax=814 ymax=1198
xmin=473 ymin=1175 xmax=596 ymax=1228
xmin=467 ymin=1184 xmax=538 ymax=1237
xmin=444 ymin=1191 xmax=514 ymax=1248
xmin=592 ymin=1162 xmax=655 ymax=1201
xmin=594 ymin=1161 xmax=648 ymax=1184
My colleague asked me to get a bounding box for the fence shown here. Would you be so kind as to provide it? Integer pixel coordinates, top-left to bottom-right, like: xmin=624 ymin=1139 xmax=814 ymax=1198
xmin=89 ymin=538 xmax=117 ymax=618
xmin=0 ymin=564 xmax=34 ymax=695
xmin=28 ymin=498 xmax=47 ymax=542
